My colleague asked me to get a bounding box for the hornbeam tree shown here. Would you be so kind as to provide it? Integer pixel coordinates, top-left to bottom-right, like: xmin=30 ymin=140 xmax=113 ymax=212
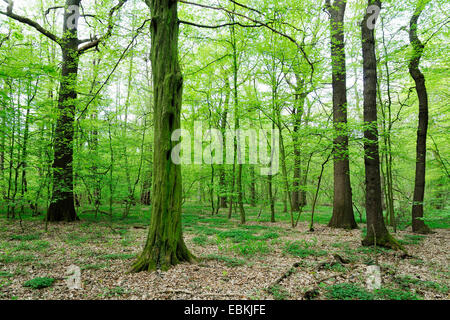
xmin=409 ymin=0 xmax=433 ymax=234
xmin=325 ymin=0 xmax=357 ymax=229
xmin=360 ymin=0 xmax=401 ymax=248
xmin=0 ymin=0 xmax=127 ymax=221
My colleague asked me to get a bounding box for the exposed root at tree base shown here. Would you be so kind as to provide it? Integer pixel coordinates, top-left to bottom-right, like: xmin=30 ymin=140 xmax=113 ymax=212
xmin=362 ymin=233 xmax=408 ymax=254
xmin=128 ymin=245 xmax=196 ymax=273
xmin=413 ymin=225 xmax=435 ymax=235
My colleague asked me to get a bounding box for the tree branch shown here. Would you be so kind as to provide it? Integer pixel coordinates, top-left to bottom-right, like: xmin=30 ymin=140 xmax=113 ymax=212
xmin=0 ymin=0 xmax=60 ymax=45
xmin=179 ymin=0 xmax=315 ymax=83
xmin=179 ymin=19 xmax=263 ymax=29
xmin=78 ymin=0 xmax=128 ymax=54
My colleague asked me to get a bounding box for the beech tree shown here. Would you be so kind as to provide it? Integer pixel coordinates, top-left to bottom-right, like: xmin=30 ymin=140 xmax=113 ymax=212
xmin=409 ymin=0 xmax=433 ymax=234
xmin=0 ymin=0 xmax=127 ymax=221
xmin=325 ymin=0 xmax=357 ymax=229
xmin=360 ymin=0 xmax=400 ymax=248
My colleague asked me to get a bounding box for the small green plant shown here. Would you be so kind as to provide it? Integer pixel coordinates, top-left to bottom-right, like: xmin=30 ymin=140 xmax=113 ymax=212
xmin=65 ymin=233 xmax=90 ymax=245
xmin=13 ymin=240 xmax=50 ymax=252
xmin=104 ymin=286 xmax=126 ymax=297
xmin=398 ymin=234 xmax=426 ymax=246
xmin=283 ymin=240 xmax=327 ymax=258
xmin=217 ymin=230 xmax=256 ymax=243
xmin=203 ymin=254 xmax=246 ymax=267
xmin=23 ymin=277 xmax=55 ymax=289
xmin=192 ymin=235 xmax=208 ymax=246
xmin=325 ymin=283 xmax=374 ymax=300
xmin=0 ymin=254 xmax=35 ymax=264
xmin=256 ymin=231 xmax=279 ymax=240
xmin=10 ymin=233 xmax=41 ymax=241
xmin=394 ymin=275 xmax=448 ymax=294
xmin=99 ymin=253 xmax=136 ymax=260
xmin=374 ymin=287 xmax=421 ymax=300
xmin=232 ymin=240 xmax=270 ymax=256
xmin=268 ymin=284 xmax=290 ymax=300
xmin=321 ymin=263 xmax=347 ymax=273
xmin=0 ymin=271 xmax=14 ymax=278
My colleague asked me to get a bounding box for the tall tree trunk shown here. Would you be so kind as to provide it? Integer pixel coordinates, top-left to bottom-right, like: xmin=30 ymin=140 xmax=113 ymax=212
xmin=291 ymin=76 xmax=305 ymax=212
xmin=219 ymin=77 xmax=230 ymax=209
xmin=47 ymin=0 xmax=81 ymax=222
xmin=230 ymin=14 xmax=245 ymax=224
xmin=409 ymin=0 xmax=432 ymax=234
xmin=360 ymin=0 xmax=400 ymax=248
xmin=326 ymin=0 xmax=357 ymax=229
xmin=131 ymin=0 xmax=194 ymax=272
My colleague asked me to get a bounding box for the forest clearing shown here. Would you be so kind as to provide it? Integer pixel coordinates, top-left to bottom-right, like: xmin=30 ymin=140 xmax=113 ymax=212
xmin=0 ymin=0 xmax=449 ymax=304
xmin=0 ymin=204 xmax=448 ymax=300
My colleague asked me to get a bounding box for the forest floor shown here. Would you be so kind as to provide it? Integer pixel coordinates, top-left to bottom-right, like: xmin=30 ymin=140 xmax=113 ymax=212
xmin=0 ymin=203 xmax=449 ymax=300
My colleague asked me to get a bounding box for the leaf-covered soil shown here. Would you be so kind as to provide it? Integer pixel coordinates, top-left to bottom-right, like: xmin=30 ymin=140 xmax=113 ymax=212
xmin=0 ymin=208 xmax=448 ymax=300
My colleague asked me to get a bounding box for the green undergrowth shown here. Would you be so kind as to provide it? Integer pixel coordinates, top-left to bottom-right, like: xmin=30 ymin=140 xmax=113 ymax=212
xmin=23 ymin=277 xmax=55 ymax=289
xmin=323 ymin=283 xmax=422 ymax=300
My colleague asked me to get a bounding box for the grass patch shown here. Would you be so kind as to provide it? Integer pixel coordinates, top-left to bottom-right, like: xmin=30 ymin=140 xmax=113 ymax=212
xmin=283 ymin=239 xmax=327 ymax=258
xmin=98 ymin=253 xmax=136 ymax=260
xmin=0 ymin=254 xmax=35 ymax=264
xmin=0 ymin=271 xmax=14 ymax=278
xmin=394 ymin=275 xmax=449 ymax=294
xmin=324 ymin=283 xmax=422 ymax=300
xmin=23 ymin=277 xmax=55 ymax=289
xmin=232 ymin=240 xmax=270 ymax=256
xmin=203 ymin=254 xmax=246 ymax=267
xmin=12 ymin=240 xmax=50 ymax=252
xmin=324 ymin=283 xmax=374 ymax=300
xmin=268 ymin=284 xmax=290 ymax=300
xmin=10 ymin=233 xmax=41 ymax=241
xmin=192 ymin=235 xmax=208 ymax=246
xmin=398 ymin=234 xmax=426 ymax=246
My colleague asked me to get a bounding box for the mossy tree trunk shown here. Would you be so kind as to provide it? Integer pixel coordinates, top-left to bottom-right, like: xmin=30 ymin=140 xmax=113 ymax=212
xmin=326 ymin=0 xmax=357 ymax=229
xmin=409 ymin=0 xmax=432 ymax=234
xmin=130 ymin=0 xmax=194 ymax=272
xmin=360 ymin=0 xmax=401 ymax=249
xmin=47 ymin=0 xmax=81 ymax=222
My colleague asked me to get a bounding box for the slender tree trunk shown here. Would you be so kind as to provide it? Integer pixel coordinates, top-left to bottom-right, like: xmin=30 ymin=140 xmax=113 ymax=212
xmin=249 ymin=166 xmax=256 ymax=206
xmin=219 ymin=78 xmax=230 ymax=209
xmin=291 ymin=77 xmax=305 ymax=212
xmin=360 ymin=0 xmax=400 ymax=248
xmin=409 ymin=0 xmax=432 ymax=234
xmin=131 ymin=0 xmax=194 ymax=272
xmin=326 ymin=0 xmax=357 ymax=229
xmin=230 ymin=16 xmax=245 ymax=224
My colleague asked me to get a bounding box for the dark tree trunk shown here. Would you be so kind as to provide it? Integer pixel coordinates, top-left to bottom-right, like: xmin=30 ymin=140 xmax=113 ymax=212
xmin=219 ymin=78 xmax=229 ymax=209
xmin=409 ymin=2 xmax=432 ymax=234
xmin=291 ymin=78 xmax=304 ymax=212
xmin=360 ymin=0 xmax=400 ymax=248
xmin=326 ymin=0 xmax=357 ymax=229
xmin=249 ymin=166 xmax=256 ymax=206
xmin=130 ymin=0 xmax=194 ymax=272
xmin=47 ymin=0 xmax=81 ymax=222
